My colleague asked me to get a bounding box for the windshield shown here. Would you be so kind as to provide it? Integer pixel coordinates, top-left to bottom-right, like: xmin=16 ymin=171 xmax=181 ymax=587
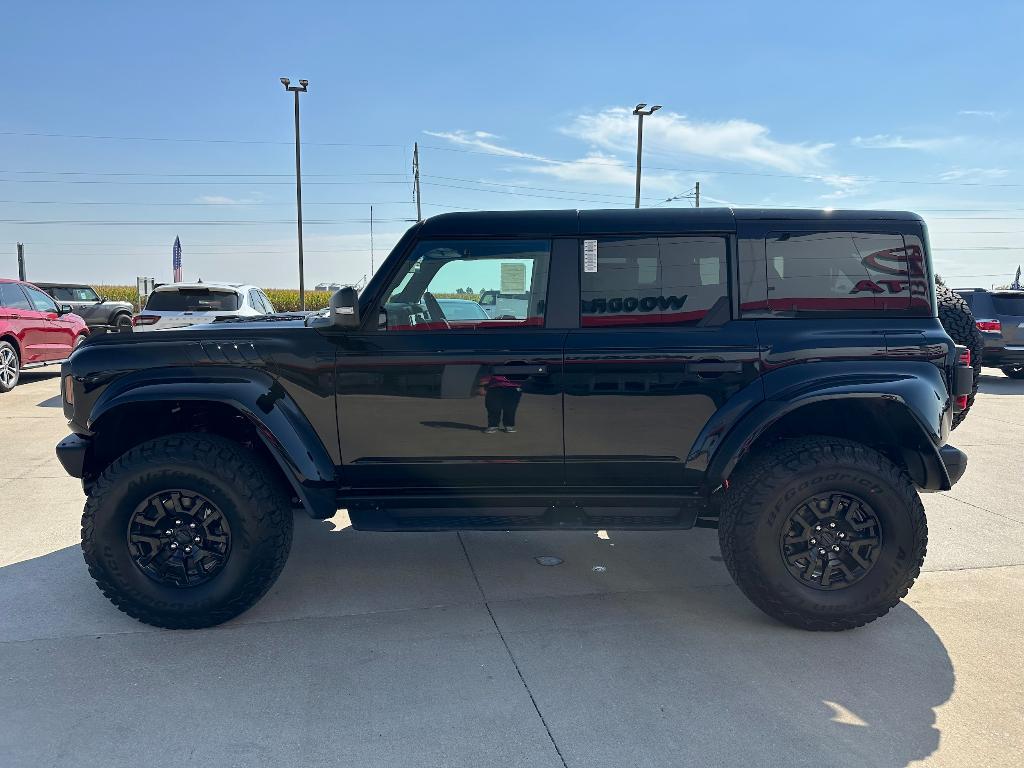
xmin=438 ymin=299 xmax=488 ymax=320
xmin=145 ymin=288 xmax=241 ymax=312
xmin=47 ymin=286 xmax=100 ymax=302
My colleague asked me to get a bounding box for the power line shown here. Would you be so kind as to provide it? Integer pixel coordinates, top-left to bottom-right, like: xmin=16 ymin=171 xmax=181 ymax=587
xmin=0 ymin=130 xmax=403 ymax=149
xmin=0 ymin=218 xmax=416 ymax=226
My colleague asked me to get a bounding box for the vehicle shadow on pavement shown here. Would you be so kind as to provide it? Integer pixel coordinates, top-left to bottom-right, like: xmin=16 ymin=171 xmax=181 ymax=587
xmin=978 ymin=372 xmax=1024 ymax=395
xmin=0 ymin=515 xmax=955 ymax=768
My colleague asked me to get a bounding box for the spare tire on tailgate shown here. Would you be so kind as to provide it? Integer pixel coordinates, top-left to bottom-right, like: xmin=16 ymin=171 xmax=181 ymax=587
xmin=936 ymin=284 xmax=982 ymax=429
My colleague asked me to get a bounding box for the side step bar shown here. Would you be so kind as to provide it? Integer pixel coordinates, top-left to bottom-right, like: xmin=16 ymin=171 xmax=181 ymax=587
xmin=345 ymin=495 xmax=707 ymax=531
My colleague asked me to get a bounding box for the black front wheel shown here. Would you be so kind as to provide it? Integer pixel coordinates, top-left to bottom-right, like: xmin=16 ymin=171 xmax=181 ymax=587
xmin=1001 ymin=365 xmax=1024 ymax=380
xmin=82 ymin=433 xmax=294 ymax=628
xmin=718 ymin=436 xmax=927 ymax=631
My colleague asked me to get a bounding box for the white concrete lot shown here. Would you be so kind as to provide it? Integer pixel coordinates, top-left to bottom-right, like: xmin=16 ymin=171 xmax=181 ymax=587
xmin=1 ymin=369 xmax=1022 ymax=767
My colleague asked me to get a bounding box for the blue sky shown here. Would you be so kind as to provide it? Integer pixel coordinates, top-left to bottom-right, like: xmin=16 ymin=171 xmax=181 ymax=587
xmin=2 ymin=0 xmax=1023 ymax=288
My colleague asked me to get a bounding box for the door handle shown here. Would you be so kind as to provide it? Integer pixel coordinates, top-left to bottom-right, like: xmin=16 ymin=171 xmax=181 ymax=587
xmin=494 ymin=363 xmax=548 ymax=376
xmin=689 ymin=361 xmax=743 ymax=377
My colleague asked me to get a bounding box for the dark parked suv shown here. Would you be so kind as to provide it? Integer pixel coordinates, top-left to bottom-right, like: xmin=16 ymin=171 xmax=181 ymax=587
xmin=954 ymin=287 xmax=1024 ymax=378
xmin=35 ymin=283 xmax=133 ymax=332
xmin=56 ymin=209 xmax=973 ymax=631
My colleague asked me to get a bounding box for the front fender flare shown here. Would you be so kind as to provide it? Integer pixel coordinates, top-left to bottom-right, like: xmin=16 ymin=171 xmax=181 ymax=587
xmin=89 ymin=367 xmax=337 ymax=518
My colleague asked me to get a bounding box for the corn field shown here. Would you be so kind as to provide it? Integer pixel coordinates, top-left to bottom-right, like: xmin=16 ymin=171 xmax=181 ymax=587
xmin=93 ymin=285 xmax=334 ymax=313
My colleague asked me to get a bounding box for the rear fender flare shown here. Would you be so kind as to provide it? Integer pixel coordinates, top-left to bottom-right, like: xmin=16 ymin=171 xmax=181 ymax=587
xmin=696 ymin=361 xmax=953 ymax=493
xmin=89 ymin=367 xmax=337 ymax=517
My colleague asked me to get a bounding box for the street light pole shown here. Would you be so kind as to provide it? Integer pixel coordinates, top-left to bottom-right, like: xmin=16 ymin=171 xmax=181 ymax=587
xmin=632 ymin=103 xmax=661 ymax=208
xmin=281 ymin=77 xmax=309 ymax=310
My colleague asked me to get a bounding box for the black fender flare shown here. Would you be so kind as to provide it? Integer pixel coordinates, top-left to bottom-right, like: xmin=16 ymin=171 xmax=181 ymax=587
xmin=690 ymin=361 xmax=953 ymax=493
xmin=89 ymin=367 xmax=337 ymax=518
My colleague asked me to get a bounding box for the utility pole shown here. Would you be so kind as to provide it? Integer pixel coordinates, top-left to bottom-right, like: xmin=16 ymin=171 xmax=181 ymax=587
xmin=280 ymin=77 xmax=309 ymax=310
xmin=413 ymin=142 xmax=422 ymax=222
xmin=370 ymin=205 xmax=375 ymax=275
xmin=695 ymin=181 xmax=700 ymax=208
xmin=632 ymin=103 xmax=661 ymax=208
xmin=16 ymin=243 xmax=26 ymax=281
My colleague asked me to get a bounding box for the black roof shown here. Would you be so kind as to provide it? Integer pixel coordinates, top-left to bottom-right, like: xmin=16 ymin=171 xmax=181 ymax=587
xmin=417 ymin=208 xmax=924 ymax=236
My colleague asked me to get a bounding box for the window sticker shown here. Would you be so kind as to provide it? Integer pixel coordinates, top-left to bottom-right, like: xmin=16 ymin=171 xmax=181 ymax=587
xmin=583 ymin=239 xmax=598 ymax=273
xmin=500 ymin=262 xmax=526 ymax=294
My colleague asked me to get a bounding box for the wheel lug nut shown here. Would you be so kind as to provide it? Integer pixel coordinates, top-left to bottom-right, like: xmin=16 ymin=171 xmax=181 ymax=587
xmin=818 ymin=548 xmax=826 ymax=555
xmin=174 ymin=519 xmax=182 ymax=525
xmin=829 ymin=522 xmax=836 ymax=528
xmin=165 ymin=530 xmax=173 ymax=536
xmin=815 ymin=525 xmax=822 ymax=531
xmin=194 ymin=536 xmax=201 ymax=543
xmin=170 ymin=542 xmax=178 ymax=550
xmin=810 ymin=538 xmax=817 ymax=545
xmin=838 ymin=532 xmax=846 ymax=538
xmin=832 ymin=545 xmax=840 ymax=552
xmin=184 ymin=546 xmax=192 ymax=553
xmin=189 ymin=523 xmax=196 ymax=529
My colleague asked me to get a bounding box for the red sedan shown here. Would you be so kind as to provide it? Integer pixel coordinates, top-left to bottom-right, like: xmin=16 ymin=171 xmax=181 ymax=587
xmin=0 ymin=278 xmax=89 ymax=392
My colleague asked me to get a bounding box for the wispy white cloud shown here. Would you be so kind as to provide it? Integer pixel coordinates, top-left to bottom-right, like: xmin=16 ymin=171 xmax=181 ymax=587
xmin=938 ymin=167 xmax=1009 ymax=182
xmin=957 ymin=109 xmax=1002 ymax=119
xmin=194 ymin=194 xmax=260 ymax=205
xmin=562 ymin=107 xmax=832 ymax=175
xmin=851 ymin=134 xmax=963 ymax=151
xmin=522 ymin=151 xmax=680 ymax=193
xmin=422 ymin=130 xmax=547 ymax=161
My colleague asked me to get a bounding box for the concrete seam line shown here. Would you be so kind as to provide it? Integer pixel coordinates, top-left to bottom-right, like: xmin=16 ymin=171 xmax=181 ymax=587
xmin=936 ymin=492 xmax=1024 ymax=527
xmin=456 ymin=532 xmax=570 ymax=768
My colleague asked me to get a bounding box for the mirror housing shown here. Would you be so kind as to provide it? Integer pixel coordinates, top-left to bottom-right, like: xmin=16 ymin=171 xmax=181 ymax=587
xmin=310 ymin=286 xmax=360 ymax=330
xmin=57 ymin=304 xmax=73 ymax=316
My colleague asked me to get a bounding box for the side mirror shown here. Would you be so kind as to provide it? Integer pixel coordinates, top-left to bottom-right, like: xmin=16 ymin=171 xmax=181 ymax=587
xmin=58 ymin=304 xmax=73 ymax=316
xmin=308 ymin=286 xmax=361 ymax=331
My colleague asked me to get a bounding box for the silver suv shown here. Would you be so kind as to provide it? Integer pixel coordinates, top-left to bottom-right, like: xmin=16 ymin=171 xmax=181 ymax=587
xmin=955 ymin=288 xmax=1024 ymax=378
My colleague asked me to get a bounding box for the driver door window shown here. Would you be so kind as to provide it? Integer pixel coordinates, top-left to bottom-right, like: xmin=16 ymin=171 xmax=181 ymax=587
xmin=379 ymin=239 xmax=550 ymax=330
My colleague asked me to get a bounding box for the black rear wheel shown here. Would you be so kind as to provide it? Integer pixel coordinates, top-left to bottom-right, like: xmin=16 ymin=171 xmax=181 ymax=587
xmin=1001 ymin=365 xmax=1024 ymax=380
xmin=718 ymin=436 xmax=927 ymax=631
xmin=82 ymin=433 xmax=293 ymax=628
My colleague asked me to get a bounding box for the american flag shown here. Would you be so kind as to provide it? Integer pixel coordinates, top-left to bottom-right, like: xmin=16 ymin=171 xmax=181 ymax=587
xmin=172 ymin=236 xmax=182 ymax=282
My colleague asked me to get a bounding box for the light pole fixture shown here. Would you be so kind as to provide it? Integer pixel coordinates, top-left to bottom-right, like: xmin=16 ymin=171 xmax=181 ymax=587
xmin=632 ymin=103 xmax=661 ymax=208
xmin=281 ymin=77 xmax=309 ymax=310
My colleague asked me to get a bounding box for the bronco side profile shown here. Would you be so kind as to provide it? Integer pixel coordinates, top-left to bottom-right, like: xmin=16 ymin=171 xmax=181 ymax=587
xmin=56 ymin=209 xmax=973 ymax=631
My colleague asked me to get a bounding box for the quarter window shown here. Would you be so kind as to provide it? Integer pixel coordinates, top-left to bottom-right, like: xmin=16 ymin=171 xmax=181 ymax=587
xmin=23 ymin=285 xmax=59 ymax=313
xmin=379 ymin=240 xmax=550 ymax=330
xmin=765 ymin=232 xmax=921 ymax=313
xmin=580 ymin=237 xmax=728 ymax=327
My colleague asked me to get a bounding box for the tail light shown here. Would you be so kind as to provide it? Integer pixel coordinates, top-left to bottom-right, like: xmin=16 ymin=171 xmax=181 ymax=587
xmin=976 ymin=319 xmax=1001 ymax=333
xmin=954 ymin=347 xmax=971 ymax=410
xmin=132 ymin=314 xmax=159 ymax=326
xmin=63 ymin=375 xmax=75 ymax=406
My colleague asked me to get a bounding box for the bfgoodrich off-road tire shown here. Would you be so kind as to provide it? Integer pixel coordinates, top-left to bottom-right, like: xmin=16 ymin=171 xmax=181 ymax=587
xmin=718 ymin=436 xmax=927 ymax=631
xmin=81 ymin=433 xmax=294 ymax=629
xmin=936 ymin=284 xmax=982 ymax=429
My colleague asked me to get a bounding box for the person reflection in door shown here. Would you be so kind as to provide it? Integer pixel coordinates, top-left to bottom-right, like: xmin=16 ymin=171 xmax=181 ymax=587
xmin=480 ymin=372 xmax=522 ymax=433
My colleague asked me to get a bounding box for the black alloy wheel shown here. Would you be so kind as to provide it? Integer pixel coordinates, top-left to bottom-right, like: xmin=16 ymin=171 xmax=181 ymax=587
xmin=127 ymin=490 xmax=232 ymax=587
xmin=779 ymin=492 xmax=882 ymax=591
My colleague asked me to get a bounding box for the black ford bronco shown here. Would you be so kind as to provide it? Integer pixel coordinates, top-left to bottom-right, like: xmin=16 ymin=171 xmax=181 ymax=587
xmin=56 ymin=208 xmax=973 ymax=631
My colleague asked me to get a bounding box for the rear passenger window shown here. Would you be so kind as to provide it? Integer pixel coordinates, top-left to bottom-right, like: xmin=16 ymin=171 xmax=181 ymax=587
xmin=0 ymin=284 xmax=32 ymax=310
xmin=766 ymin=232 xmax=921 ymax=314
xmin=580 ymin=237 xmax=727 ymax=327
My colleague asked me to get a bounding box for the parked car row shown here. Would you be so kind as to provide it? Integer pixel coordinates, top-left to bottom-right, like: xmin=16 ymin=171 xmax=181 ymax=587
xmin=1 ymin=280 xmax=290 ymax=391
xmin=0 ymin=278 xmax=90 ymax=392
